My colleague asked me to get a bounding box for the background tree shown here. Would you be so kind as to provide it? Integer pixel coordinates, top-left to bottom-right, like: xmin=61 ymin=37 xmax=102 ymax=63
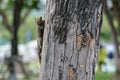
xmin=39 ymin=0 xmax=103 ymax=80
xmin=0 ymin=0 xmax=41 ymax=79
xmin=104 ymin=0 xmax=120 ymax=80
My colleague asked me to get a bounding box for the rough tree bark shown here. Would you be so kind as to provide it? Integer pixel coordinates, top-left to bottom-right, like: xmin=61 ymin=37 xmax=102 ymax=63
xmin=39 ymin=0 xmax=103 ymax=80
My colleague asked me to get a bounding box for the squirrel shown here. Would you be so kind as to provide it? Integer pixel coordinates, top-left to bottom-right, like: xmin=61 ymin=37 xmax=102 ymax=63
xmin=35 ymin=17 xmax=45 ymax=63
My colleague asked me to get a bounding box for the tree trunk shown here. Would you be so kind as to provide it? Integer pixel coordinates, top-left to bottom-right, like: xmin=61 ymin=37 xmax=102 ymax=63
xmin=11 ymin=0 xmax=23 ymax=56
xmin=104 ymin=1 xmax=120 ymax=80
xmin=112 ymin=4 xmax=120 ymax=76
xmin=39 ymin=0 xmax=103 ymax=80
xmin=112 ymin=0 xmax=120 ymax=35
xmin=11 ymin=32 xmax=18 ymax=56
xmin=8 ymin=0 xmax=23 ymax=80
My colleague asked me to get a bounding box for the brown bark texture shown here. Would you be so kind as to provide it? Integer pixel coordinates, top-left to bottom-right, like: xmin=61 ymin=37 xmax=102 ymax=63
xmin=39 ymin=0 xmax=103 ymax=80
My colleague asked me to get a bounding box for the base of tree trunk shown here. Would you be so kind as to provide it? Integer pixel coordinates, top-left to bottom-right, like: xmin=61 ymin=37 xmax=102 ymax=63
xmin=115 ymin=71 xmax=120 ymax=80
xmin=111 ymin=71 xmax=120 ymax=80
xmin=112 ymin=58 xmax=120 ymax=80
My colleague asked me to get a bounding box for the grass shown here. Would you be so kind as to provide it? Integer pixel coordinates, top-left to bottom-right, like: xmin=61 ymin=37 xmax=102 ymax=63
xmin=21 ymin=72 xmax=113 ymax=80
xmin=95 ymin=72 xmax=114 ymax=80
xmin=0 ymin=61 xmax=114 ymax=80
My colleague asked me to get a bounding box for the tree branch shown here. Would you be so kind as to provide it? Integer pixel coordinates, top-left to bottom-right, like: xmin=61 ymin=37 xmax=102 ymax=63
xmin=112 ymin=0 xmax=120 ymax=35
xmin=21 ymin=7 xmax=32 ymax=24
xmin=0 ymin=9 xmax=12 ymax=33
xmin=104 ymin=1 xmax=120 ymax=57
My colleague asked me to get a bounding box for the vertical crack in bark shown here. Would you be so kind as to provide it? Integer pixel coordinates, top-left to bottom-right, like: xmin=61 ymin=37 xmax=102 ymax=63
xmin=85 ymin=47 xmax=90 ymax=80
xmin=45 ymin=22 xmax=51 ymax=80
xmin=51 ymin=42 xmax=56 ymax=80
xmin=45 ymin=27 xmax=50 ymax=64
xmin=76 ymin=49 xmax=80 ymax=80
xmin=48 ymin=25 xmax=53 ymax=80
xmin=62 ymin=42 xmax=67 ymax=79
xmin=76 ymin=26 xmax=81 ymax=80
xmin=58 ymin=66 xmax=63 ymax=80
xmin=69 ymin=39 xmax=75 ymax=64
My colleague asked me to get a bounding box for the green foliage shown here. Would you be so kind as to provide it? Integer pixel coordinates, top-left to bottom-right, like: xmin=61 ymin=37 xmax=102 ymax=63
xmin=100 ymin=15 xmax=111 ymax=42
xmin=0 ymin=0 xmax=42 ymax=44
xmin=0 ymin=23 xmax=11 ymax=44
xmin=18 ymin=16 xmax=37 ymax=43
xmin=5 ymin=0 xmax=13 ymax=11
xmin=23 ymin=0 xmax=40 ymax=9
xmin=0 ymin=16 xmax=37 ymax=43
xmin=0 ymin=0 xmax=41 ymax=10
